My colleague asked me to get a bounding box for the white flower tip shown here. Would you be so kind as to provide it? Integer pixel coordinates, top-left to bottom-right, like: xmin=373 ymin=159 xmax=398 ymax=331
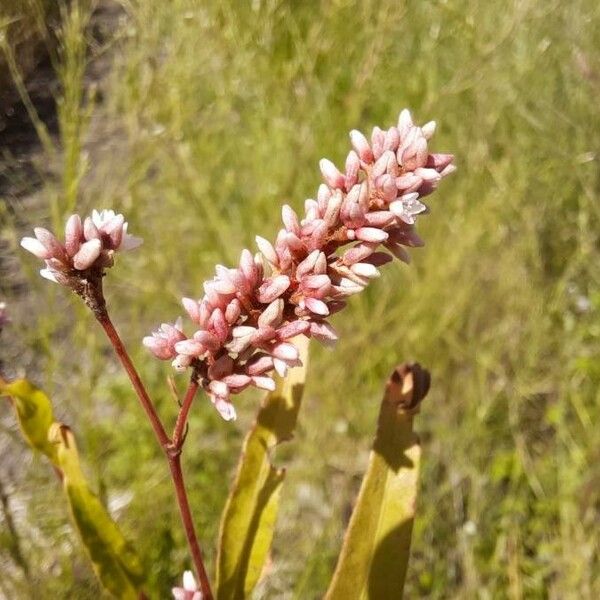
xmin=421 ymin=120 xmax=436 ymax=139
xmin=39 ymin=268 xmax=59 ymax=283
xmin=21 ymin=237 xmax=51 ymax=259
xmin=183 ymin=570 xmax=198 ymax=591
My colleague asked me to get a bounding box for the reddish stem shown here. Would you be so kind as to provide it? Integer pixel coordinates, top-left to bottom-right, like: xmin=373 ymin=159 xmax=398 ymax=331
xmin=95 ymin=313 xmax=213 ymax=600
xmin=173 ymin=379 xmax=199 ymax=449
xmin=169 ymin=455 xmax=213 ymax=600
xmin=97 ymin=314 xmax=170 ymax=447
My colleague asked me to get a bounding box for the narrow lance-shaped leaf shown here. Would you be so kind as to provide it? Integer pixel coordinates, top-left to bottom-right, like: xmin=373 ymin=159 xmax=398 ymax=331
xmin=216 ymin=336 xmax=310 ymax=600
xmin=49 ymin=423 xmax=145 ymax=600
xmin=325 ymin=363 xmax=430 ymax=600
xmin=0 ymin=378 xmax=146 ymax=599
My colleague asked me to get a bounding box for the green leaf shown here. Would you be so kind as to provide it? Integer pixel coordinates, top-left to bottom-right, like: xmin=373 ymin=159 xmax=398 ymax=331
xmin=49 ymin=423 xmax=145 ymax=600
xmin=0 ymin=378 xmax=57 ymax=461
xmin=216 ymin=336 xmax=310 ymax=600
xmin=1 ymin=377 xmax=145 ymax=599
xmin=325 ymin=364 xmax=428 ymax=600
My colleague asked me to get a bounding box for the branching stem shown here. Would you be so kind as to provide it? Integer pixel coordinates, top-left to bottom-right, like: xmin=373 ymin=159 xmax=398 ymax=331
xmin=95 ymin=310 xmax=213 ymax=600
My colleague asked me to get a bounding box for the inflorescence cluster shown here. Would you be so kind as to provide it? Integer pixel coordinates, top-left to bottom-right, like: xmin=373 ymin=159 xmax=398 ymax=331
xmin=21 ymin=110 xmax=454 ymax=420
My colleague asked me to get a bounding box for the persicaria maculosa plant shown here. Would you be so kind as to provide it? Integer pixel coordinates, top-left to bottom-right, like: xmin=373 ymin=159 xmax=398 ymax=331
xmin=14 ymin=109 xmax=454 ymax=599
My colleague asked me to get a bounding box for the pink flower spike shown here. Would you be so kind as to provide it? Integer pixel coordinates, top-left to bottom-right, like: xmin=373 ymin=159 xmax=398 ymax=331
xmin=73 ymin=239 xmax=102 ymax=270
xmin=355 ymin=227 xmax=389 ymax=243
xmin=319 ymin=158 xmax=345 ymax=189
xmin=21 ymin=237 xmax=51 ymax=259
xmin=139 ymin=109 xmax=455 ymax=416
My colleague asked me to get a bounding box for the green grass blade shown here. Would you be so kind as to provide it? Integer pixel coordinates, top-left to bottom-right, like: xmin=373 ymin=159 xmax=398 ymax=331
xmin=325 ymin=364 xmax=429 ymax=600
xmin=216 ymin=336 xmax=310 ymax=600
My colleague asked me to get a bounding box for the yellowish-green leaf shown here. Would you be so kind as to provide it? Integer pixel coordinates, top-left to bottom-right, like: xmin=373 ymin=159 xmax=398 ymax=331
xmin=216 ymin=336 xmax=309 ymax=600
xmin=49 ymin=423 xmax=145 ymax=600
xmin=1 ymin=377 xmax=145 ymax=599
xmin=0 ymin=378 xmax=57 ymax=461
xmin=325 ymin=364 xmax=429 ymax=600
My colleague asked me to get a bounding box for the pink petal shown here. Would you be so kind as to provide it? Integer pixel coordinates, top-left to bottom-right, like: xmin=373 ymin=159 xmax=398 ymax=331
xmin=193 ymin=330 xmax=221 ymax=352
xmin=309 ymin=321 xmax=338 ymax=345
xmin=421 ymin=120 xmax=436 ymax=139
xmin=182 ymin=298 xmax=200 ymax=322
xmin=256 ymin=275 xmax=290 ymax=303
xmin=258 ymin=299 xmax=284 ymax=328
xmin=223 ymin=374 xmax=252 ymax=389
xmin=272 ymin=342 xmax=299 ymax=361
xmin=251 ymin=376 xmax=276 ymax=391
xmin=355 ymin=227 xmax=388 ymax=243
xmin=73 ymin=238 xmax=102 ymax=270
xmin=21 ymin=237 xmax=51 ymax=259
xmin=304 ymin=297 xmax=329 ymax=316
xmin=64 ymin=214 xmax=83 ymax=256
xmin=426 ymin=153 xmax=454 ymax=171
xmin=174 ymin=339 xmax=205 ymax=356
xmin=351 ymin=263 xmax=380 ymax=278
xmin=245 ymin=354 xmax=274 ymax=376
xmin=282 ymin=205 xmax=301 ymax=236
xmin=349 ymin=129 xmax=373 ymax=162
xmin=276 ymin=320 xmax=310 ymax=340
xmin=319 ymin=158 xmax=345 ymax=189
xmin=255 ymin=236 xmax=279 ymax=266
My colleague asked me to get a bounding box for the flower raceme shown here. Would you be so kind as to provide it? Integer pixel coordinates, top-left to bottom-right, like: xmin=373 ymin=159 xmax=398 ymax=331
xmin=21 ymin=209 xmax=142 ymax=285
xmin=144 ymin=109 xmax=455 ymax=420
xmin=20 ymin=110 xmax=453 ymax=421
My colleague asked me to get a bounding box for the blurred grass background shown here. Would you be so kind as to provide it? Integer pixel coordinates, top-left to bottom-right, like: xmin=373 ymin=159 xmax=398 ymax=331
xmin=1 ymin=0 xmax=600 ymax=598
